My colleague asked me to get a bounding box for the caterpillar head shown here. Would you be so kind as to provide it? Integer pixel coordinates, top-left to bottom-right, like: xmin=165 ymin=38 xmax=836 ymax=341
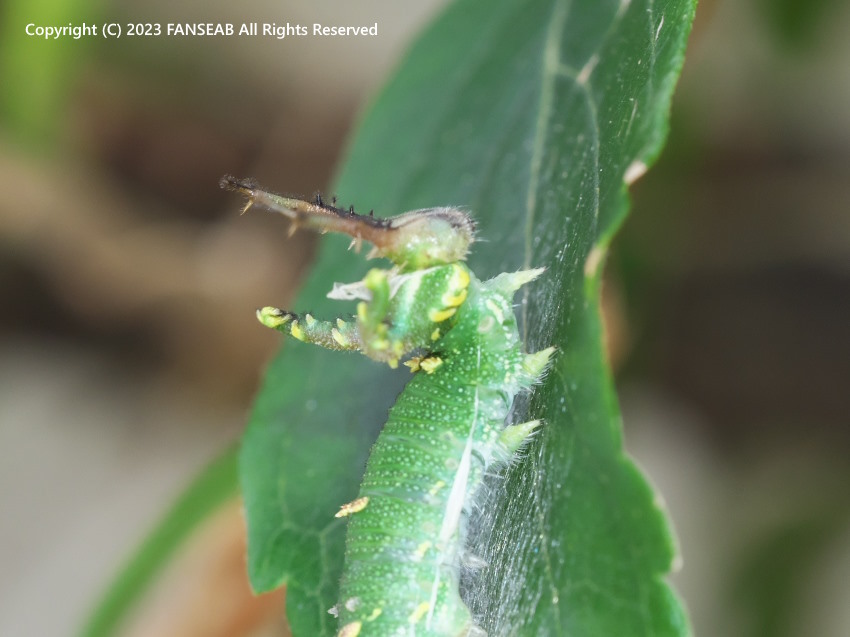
xmin=369 ymin=207 xmax=475 ymax=270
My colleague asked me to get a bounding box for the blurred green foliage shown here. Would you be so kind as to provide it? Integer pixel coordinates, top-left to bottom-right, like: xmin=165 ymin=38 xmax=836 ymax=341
xmin=0 ymin=0 xmax=99 ymax=147
xmin=78 ymin=449 xmax=239 ymax=637
xmin=758 ymin=0 xmax=836 ymax=51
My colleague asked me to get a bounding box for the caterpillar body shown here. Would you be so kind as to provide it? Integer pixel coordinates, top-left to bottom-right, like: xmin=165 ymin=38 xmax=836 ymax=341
xmin=222 ymin=176 xmax=554 ymax=637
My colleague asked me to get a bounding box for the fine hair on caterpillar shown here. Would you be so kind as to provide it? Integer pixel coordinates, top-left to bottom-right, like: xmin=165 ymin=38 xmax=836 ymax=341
xmin=224 ymin=177 xmax=555 ymax=637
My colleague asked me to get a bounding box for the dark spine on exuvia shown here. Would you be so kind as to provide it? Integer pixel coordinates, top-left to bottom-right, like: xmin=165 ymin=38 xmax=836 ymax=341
xmin=312 ymin=193 xmax=390 ymax=228
xmin=221 ymin=174 xmax=392 ymax=228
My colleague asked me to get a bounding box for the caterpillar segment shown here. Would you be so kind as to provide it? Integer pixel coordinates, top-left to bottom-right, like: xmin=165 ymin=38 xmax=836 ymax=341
xmin=257 ymin=307 xmax=364 ymax=352
xmin=257 ymin=262 xmax=473 ymax=369
xmin=223 ymin=179 xmax=554 ymax=636
xmin=336 ymin=274 xmax=553 ymax=636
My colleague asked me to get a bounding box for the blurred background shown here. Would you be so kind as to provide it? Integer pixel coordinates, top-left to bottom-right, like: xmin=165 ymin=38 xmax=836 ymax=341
xmin=0 ymin=1 xmax=847 ymax=636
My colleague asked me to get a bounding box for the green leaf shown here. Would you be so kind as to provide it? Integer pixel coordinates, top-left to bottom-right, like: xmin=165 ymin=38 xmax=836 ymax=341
xmin=78 ymin=448 xmax=239 ymax=637
xmin=240 ymin=0 xmax=696 ymax=635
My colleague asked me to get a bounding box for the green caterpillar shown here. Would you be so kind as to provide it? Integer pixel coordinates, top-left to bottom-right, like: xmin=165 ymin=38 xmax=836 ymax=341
xmin=222 ymin=176 xmax=554 ymax=637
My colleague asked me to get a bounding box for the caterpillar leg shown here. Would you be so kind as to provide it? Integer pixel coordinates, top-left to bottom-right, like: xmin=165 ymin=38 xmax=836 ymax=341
xmin=354 ymin=269 xmax=408 ymax=368
xmin=498 ymin=419 xmax=542 ymax=455
xmin=255 ymin=268 xmax=404 ymax=366
xmin=523 ymin=346 xmax=556 ymax=380
xmin=355 ymin=268 xmax=391 ymax=335
xmin=486 ymin=267 xmax=546 ymax=296
xmin=257 ymin=307 xmax=362 ymax=352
